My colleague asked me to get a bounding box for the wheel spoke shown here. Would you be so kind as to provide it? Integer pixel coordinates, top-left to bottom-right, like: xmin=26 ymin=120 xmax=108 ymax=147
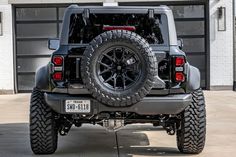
xmin=121 ymin=48 xmax=126 ymax=62
xmin=122 ymin=76 xmax=126 ymax=89
xmin=104 ymin=76 xmax=113 ymax=83
xmin=113 ymin=49 xmax=117 ymax=61
xmin=113 ymin=76 xmax=117 ymax=88
xmin=124 ymin=75 xmax=135 ymax=82
xmin=99 ymin=68 xmax=111 ymax=75
xmin=125 ymin=53 xmax=135 ymax=61
xmin=98 ymin=61 xmax=111 ymax=68
xmin=103 ymin=54 xmax=113 ymax=61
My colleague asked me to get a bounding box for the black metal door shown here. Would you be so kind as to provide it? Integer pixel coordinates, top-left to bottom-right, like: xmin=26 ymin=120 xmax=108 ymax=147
xmin=14 ymin=4 xmax=101 ymax=92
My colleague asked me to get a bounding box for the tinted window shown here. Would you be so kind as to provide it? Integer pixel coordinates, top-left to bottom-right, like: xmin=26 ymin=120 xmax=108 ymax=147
xmin=68 ymin=13 xmax=169 ymax=45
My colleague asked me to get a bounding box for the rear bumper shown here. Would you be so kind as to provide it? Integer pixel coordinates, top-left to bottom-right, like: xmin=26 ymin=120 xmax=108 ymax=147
xmin=44 ymin=93 xmax=192 ymax=115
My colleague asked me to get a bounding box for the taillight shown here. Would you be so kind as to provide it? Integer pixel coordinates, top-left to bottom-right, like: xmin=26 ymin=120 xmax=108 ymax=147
xmin=175 ymin=57 xmax=185 ymax=67
xmin=53 ymin=72 xmax=63 ymax=81
xmin=53 ymin=56 xmax=63 ymax=66
xmin=52 ymin=55 xmax=64 ymax=81
xmin=173 ymin=56 xmax=186 ymax=82
xmin=175 ymin=72 xmax=185 ymax=82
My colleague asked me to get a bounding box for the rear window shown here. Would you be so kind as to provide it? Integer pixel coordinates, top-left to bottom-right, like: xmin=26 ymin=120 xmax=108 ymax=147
xmin=68 ymin=13 xmax=169 ymax=45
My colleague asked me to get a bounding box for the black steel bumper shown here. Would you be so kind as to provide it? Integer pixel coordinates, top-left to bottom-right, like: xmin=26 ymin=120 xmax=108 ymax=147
xmin=44 ymin=93 xmax=192 ymax=115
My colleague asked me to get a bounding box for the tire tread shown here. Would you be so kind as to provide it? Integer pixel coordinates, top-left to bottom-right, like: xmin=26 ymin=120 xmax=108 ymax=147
xmin=30 ymin=88 xmax=58 ymax=154
xmin=177 ymin=88 xmax=206 ymax=154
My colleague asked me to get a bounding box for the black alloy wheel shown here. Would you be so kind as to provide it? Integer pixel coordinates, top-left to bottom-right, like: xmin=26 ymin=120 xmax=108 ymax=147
xmin=96 ymin=46 xmax=142 ymax=91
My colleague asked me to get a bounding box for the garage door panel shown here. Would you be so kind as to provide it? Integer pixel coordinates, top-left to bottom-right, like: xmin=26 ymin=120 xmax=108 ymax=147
xmin=59 ymin=8 xmax=66 ymax=20
xmin=169 ymin=5 xmax=204 ymax=18
xmin=16 ymin=23 xmax=57 ymax=38
xmin=200 ymin=71 xmax=206 ymax=87
xmin=18 ymin=75 xmax=34 ymax=91
xmin=16 ymin=8 xmax=57 ymax=21
xmin=17 ymin=58 xmax=50 ymax=73
xmin=59 ymin=23 xmax=63 ymax=34
xmin=17 ymin=40 xmax=53 ymax=55
xmin=175 ymin=21 xmax=204 ymax=36
xmin=182 ymin=38 xmax=205 ymax=52
xmin=186 ymin=55 xmax=205 ymax=70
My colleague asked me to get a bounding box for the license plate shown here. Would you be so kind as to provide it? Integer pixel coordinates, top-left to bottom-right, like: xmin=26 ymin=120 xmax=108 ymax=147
xmin=65 ymin=100 xmax=91 ymax=113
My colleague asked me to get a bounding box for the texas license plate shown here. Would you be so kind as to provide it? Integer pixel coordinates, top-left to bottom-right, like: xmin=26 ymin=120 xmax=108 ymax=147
xmin=65 ymin=100 xmax=91 ymax=113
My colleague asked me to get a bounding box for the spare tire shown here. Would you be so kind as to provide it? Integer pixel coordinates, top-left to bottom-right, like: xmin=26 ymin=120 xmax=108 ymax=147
xmin=81 ymin=30 xmax=158 ymax=107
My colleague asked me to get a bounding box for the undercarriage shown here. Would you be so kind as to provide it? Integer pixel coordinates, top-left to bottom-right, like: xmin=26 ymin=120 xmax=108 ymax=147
xmin=56 ymin=112 xmax=180 ymax=135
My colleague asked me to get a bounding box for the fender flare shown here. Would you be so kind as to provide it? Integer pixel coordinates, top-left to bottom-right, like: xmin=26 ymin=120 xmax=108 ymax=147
xmin=186 ymin=63 xmax=201 ymax=92
xmin=35 ymin=65 xmax=50 ymax=91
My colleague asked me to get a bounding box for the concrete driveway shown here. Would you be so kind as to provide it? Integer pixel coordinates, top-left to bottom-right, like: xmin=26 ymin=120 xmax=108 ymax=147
xmin=0 ymin=91 xmax=236 ymax=157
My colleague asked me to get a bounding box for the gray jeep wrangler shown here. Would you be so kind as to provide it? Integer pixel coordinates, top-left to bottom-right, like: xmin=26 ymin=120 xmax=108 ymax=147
xmin=30 ymin=5 xmax=206 ymax=155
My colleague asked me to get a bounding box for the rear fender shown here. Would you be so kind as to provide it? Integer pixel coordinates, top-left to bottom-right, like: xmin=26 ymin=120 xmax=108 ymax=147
xmin=185 ymin=63 xmax=201 ymax=92
xmin=35 ymin=65 xmax=50 ymax=91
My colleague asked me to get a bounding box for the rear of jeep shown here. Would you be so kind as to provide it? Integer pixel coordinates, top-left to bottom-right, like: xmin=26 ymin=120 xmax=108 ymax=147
xmin=30 ymin=5 xmax=206 ymax=155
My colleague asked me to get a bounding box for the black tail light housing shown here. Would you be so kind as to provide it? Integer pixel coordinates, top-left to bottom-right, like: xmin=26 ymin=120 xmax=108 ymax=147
xmin=173 ymin=56 xmax=186 ymax=82
xmin=51 ymin=55 xmax=64 ymax=81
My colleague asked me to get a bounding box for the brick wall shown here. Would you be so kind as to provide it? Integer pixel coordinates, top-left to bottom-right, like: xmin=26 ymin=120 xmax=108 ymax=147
xmin=0 ymin=4 xmax=14 ymax=93
xmin=210 ymin=0 xmax=234 ymax=88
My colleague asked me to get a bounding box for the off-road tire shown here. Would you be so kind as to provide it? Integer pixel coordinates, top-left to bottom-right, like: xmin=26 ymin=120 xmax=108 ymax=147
xmin=177 ymin=88 xmax=206 ymax=154
xmin=30 ymin=88 xmax=58 ymax=154
xmin=81 ymin=30 xmax=158 ymax=107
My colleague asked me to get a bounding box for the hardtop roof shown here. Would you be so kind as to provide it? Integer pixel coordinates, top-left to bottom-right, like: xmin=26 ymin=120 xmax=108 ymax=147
xmin=66 ymin=4 xmax=171 ymax=13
